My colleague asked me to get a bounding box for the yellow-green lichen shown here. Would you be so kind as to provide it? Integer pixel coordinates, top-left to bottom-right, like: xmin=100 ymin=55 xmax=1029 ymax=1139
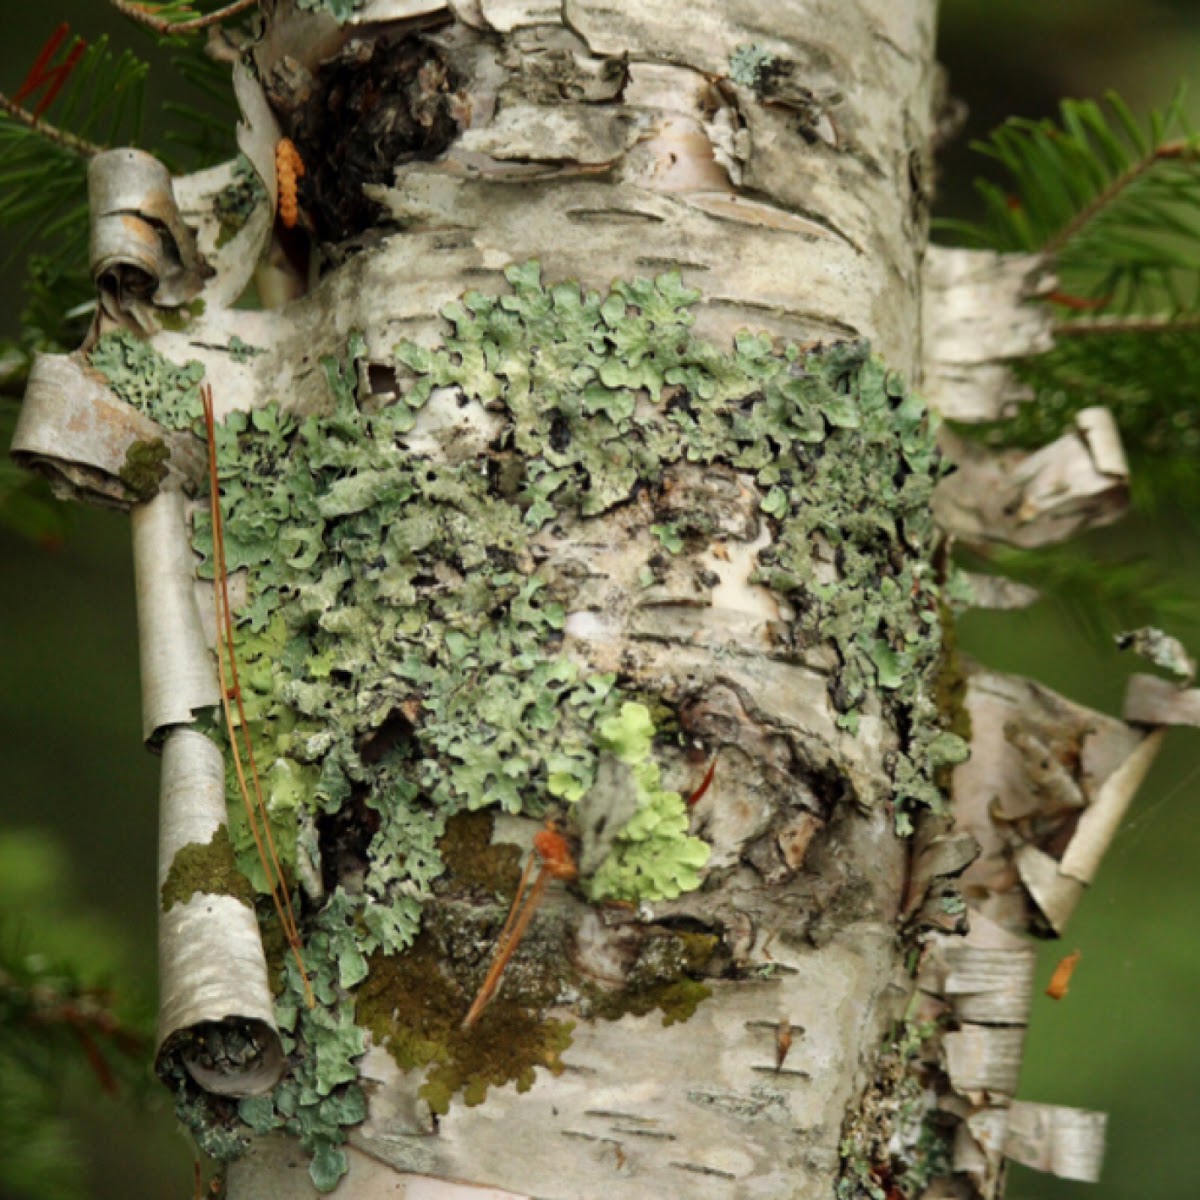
xmin=160 ymin=823 xmax=256 ymax=913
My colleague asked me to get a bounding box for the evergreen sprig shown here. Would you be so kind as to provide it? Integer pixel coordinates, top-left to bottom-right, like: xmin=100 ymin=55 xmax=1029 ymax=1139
xmin=941 ymin=88 xmax=1200 ymax=524
xmin=0 ymin=37 xmax=148 ymax=276
xmin=938 ymin=89 xmax=1200 ymax=316
xmin=958 ymin=541 xmax=1198 ymax=647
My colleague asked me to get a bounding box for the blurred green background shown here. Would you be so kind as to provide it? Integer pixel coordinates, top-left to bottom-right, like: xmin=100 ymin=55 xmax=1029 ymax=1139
xmin=2 ymin=2 xmax=1198 ymax=1198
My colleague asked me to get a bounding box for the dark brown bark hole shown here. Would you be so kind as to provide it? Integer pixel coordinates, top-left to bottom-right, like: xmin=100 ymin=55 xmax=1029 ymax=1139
xmin=317 ymin=790 xmax=381 ymax=894
xmin=357 ymin=706 xmax=418 ymax=767
xmin=287 ymin=35 xmax=465 ymax=244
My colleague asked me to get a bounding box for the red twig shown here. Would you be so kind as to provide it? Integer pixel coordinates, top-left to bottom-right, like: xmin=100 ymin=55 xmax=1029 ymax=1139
xmin=686 ymin=757 xmax=718 ymax=807
xmin=0 ymin=23 xmax=101 ymax=157
xmin=202 ymin=384 xmax=314 ymax=1008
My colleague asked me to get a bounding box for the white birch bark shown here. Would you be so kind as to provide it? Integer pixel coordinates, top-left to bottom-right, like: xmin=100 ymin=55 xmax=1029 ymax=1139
xmin=231 ymin=4 xmax=936 ymax=1196
xmin=13 ymin=2 xmax=1176 ymax=1198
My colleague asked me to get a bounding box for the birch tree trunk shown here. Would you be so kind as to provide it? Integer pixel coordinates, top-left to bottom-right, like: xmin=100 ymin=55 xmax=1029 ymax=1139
xmin=12 ymin=2 xmax=1181 ymax=1198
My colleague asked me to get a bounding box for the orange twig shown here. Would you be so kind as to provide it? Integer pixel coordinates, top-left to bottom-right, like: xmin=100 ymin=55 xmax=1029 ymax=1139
xmin=686 ymin=756 xmax=718 ymax=807
xmin=462 ymin=824 xmax=576 ymax=1029
xmin=202 ymin=384 xmax=313 ymax=1008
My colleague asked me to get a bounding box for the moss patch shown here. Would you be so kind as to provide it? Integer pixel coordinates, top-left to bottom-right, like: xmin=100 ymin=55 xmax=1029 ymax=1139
xmin=355 ymin=936 xmax=573 ymax=1117
xmin=119 ymin=437 xmax=170 ymax=502
xmin=434 ymin=810 xmax=523 ymax=897
xmin=160 ymin=823 xmax=256 ymax=913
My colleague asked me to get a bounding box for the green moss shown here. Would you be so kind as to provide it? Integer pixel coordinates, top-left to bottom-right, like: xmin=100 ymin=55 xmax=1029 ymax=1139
xmin=160 ymin=823 xmax=256 ymax=913
xmin=586 ymin=929 xmax=718 ymax=1026
xmin=435 ymin=811 xmax=523 ymax=896
xmin=931 ymin=601 xmax=972 ymax=789
xmin=157 ymin=298 xmax=207 ymax=332
xmin=355 ymin=936 xmax=573 ymax=1117
xmin=119 ymin=437 xmax=170 ymax=502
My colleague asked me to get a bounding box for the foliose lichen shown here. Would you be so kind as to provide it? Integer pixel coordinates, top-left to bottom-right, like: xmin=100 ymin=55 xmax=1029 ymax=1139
xmin=295 ymin=0 xmax=365 ymax=23
xmin=729 ymin=43 xmax=779 ymax=90
xmin=106 ymin=262 xmax=963 ymax=1189
xmin=89 ymin=330 xmax=205 ymax=431
xmin=836 ymin=1017 xmax=953 ymax=1199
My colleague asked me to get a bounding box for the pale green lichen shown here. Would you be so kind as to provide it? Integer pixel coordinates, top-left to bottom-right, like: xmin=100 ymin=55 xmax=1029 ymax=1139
xmin=389 ymin=264 xmax=964 ymax=830
xmin=144 ymin=262 xmax=961 ymax=1187
xmin=88 ymin=330 xmax=205 ymax=431
xmin=836 ymin=1017 xmax=953 ymax=1199
xmin=237 ymin=946 xmax=368 ymax=1193
xmin=295 ymin=0 xmax=364 ymax=22
xmin=729 ymin=43 xmax=778 ymax=89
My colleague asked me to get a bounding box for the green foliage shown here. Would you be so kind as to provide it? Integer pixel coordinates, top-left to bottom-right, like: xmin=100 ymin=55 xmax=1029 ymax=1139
xmin=160 ymin=33 xmax=241 ymax=170
xmin=959 ymin=541 xmax=1198 ymax=646
xmin=942 ymin=85 xmax=1200 ymax=563
xmin=939 ymin=89 xmax=1200 ymax=312
xmin=0 ymin=830 xmax=152 ymax=1200
xmin=0 ymin=38 xmax=147 ymax=272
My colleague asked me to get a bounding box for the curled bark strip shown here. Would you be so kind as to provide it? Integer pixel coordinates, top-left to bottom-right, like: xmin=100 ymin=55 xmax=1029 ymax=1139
xmin=88 ymin=148 xmax=212 ymax=329
xmin=155 ymin=728 xmax=284 ymax=1098
xmin=935 ymin=407 xmax=1129 ymax=549
xmin=131 ymin=487 xmax=221 ymax=743
xmin=1004 ymin=1101 xmax=1107 ymax=1182
xmin=1124 ymin=672 xmax=1200 ymax=728
xmin=10 ymin=352 xmax=204 ymax=508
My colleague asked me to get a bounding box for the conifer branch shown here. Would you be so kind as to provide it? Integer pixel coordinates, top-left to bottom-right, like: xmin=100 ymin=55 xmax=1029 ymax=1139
xmin=108 ymin=0 xmax=259 ymax=35
xmin=1041 ymin=140 xmax=1197 ymax=257
xmin=0 ymin=92 xmax=103 ymax=158
xmin=1054 ymin=312 xmax=1200 ymax=337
